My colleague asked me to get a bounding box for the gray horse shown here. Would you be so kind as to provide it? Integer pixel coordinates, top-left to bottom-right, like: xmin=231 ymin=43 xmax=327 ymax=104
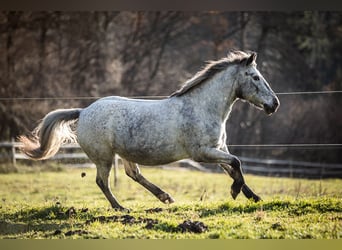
xmin=19 ymin=50 xmax=279 ymax=211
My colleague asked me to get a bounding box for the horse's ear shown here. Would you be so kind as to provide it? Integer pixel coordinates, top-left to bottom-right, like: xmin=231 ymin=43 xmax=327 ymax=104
xmin=245 ymin=52 xmax=257 ymax=66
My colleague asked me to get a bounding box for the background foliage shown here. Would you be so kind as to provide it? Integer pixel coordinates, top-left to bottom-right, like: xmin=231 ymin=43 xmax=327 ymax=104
xmin=0 ymin=11 xmax=341 ymax=163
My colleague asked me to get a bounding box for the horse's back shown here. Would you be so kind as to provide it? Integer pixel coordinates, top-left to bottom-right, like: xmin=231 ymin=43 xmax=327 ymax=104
xmin=77 ymin=96 xmax=188 ymax=165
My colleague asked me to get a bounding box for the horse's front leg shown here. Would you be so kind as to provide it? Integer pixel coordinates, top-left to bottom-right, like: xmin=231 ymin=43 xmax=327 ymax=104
xmin=197 ymin=147 xmax=261 ymax=202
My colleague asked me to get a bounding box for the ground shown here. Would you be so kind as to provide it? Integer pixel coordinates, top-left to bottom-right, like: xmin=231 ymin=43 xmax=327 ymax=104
xmin=0 ymin=164 xmax=341 ymax=239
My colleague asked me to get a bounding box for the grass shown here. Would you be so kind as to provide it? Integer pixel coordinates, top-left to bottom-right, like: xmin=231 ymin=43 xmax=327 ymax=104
xmin=0 ymin=164 xmax=341 ymax=239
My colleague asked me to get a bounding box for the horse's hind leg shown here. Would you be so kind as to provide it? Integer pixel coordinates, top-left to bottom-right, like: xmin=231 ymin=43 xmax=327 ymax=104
xmin=95 ymin=161 xmax=128 ymax=211
xmin=121 ymin=158 xmax=175 ymax=204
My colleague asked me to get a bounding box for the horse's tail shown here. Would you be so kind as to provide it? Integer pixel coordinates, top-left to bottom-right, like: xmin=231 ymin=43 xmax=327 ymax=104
xmin=18 ymin=108 xmax=82 ymax=160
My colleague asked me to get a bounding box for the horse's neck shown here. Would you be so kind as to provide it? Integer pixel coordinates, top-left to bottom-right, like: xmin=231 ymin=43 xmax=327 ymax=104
xmin=183 ymin=68 xmax=238 ymax=121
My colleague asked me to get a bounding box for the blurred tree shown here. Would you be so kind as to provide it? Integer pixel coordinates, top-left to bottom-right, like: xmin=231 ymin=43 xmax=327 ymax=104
xmin=118 ymin=11 xmax=189 ymax=94
xmin=0 ymin=11 xmax=341 ymax=163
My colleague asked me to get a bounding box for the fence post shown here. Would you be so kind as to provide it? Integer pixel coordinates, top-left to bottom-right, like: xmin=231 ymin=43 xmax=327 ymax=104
xmin=11 ymin=138 xmax=16 ymax=166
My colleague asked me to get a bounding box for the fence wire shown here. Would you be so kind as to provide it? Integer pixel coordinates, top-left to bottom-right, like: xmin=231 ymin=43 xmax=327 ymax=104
xmin=1 ymin=90 xmax=341 ymax=150
xmin=1 ymin=90 xmax=342 ymax=101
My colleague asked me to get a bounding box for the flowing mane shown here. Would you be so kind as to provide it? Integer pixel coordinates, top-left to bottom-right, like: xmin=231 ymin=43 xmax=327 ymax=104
xmin=170 ymin=50 xmax=252 ymax=97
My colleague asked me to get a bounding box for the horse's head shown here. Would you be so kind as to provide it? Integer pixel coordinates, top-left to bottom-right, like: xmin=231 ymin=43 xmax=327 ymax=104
xmin=235 ymin=52 xmax=279 ymax=115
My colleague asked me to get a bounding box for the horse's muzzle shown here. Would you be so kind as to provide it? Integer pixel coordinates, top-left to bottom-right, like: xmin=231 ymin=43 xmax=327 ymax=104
xmin=263 ymin=97 xmax=279 ymax=115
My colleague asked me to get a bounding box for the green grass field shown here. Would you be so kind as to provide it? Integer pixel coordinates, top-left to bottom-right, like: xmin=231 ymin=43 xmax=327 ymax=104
xmin=0 ymin=164 xmax=341 ymax=239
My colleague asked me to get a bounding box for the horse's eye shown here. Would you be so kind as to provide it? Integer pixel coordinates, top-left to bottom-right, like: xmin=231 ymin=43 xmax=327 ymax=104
xmin=252 ymin=75 xmax=260 ymax=81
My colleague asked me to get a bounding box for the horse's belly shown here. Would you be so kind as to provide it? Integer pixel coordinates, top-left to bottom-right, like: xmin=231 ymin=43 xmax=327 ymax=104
xmin=116 ymin=141 xmax=187 ymax=166
xmin=78 ymin=97 xmax=186 ymax=165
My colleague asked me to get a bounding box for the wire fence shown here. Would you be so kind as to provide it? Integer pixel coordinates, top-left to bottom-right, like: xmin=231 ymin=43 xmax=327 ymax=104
xmin=0 ymin=141 xmax=341 ymax=179
xmin=1 ymin=90 xmax=342 ymax=101
xmin=229 ymin=143 xmax=342 ymax=149
xmin=1 ymin=90 xmax=341 ymax=149
xmin=1 ymin=90 xmax=341 ymax=150
xmin=0 ymin=89 xmax=341 ymax=178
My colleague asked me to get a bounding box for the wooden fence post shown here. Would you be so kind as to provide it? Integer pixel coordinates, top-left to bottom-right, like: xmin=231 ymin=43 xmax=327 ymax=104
xmin=11 ymin=138 xmax=16 ymax=166
xmin=113 ymin=154 xmax=119 ymax=186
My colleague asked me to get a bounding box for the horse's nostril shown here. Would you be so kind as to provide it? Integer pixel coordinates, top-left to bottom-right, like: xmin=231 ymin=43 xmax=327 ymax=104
xmin=263 ymin=104 xmax=272 ymax=114
xmin=263 ymin=101 xmax=278 ymax=115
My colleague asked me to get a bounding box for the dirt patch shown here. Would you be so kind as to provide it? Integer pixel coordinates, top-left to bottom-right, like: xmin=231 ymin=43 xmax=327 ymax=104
xmin=52 ymin=229 xmax=89 ymax=237
xmin=53 ymin=229 xmax=62 ymax=235
xmin=81 ymin=208 xmax=89 ymax=213
xmin=145 ymin=207 xmax=163 ymax=213
xmin=65 ymin=229 xmax=89 ymax=236
xmin=177 ymin=220 xmax=208 ymax=233
xmin=143 ymin=218 xmax=159 ymax=229
xmin=86 ymin=214 xmax=159 ymax=229
xmin=271 ymin=222 xmax=285 ymax=231
xmin=65 ymin=206 xmax=77 ymax=218
xmin=53 ymin=205 xmax=89 ymax=219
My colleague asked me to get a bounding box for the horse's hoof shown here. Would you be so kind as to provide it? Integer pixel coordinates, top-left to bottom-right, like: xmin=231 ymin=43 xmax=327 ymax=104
xmin=114 ymin=206 xmax=130 ymax=213
xmin=241 ymin=184 xmax=262 ymax=202
xmin=158 ymin=193 xmax=175 ymax=204
xmin=252 ymin=194 xmax=262 ymax=202
xmin=230 ymin=189 xmax=238 ymax=200
xmin=230 ymin=181 xmax=242 ymax=199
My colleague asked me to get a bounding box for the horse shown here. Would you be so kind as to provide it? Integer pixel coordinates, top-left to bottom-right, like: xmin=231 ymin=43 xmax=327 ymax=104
xmin=19 ymin=50 xmax=279 ymax=211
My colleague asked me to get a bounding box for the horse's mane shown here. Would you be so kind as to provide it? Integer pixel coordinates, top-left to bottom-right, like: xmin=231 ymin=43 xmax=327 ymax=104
xmin=170 ymin=50 xmax=252 ymax=97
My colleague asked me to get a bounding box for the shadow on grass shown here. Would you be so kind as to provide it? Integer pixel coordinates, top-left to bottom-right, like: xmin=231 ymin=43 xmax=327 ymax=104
xmin=3 ymin=205 xmax=76 ymax=222
xmin=2 ymin=198 xmax=340 ymax=238
xmin=0 ymin=220 xmax=72 ymax=236
xmin=195 ymin=198 xmax=342 ymax=217
xmin=152 ymin=222 xmax=180 ymax=233
xmin=0 ymin=205 xmax=87 ymax=237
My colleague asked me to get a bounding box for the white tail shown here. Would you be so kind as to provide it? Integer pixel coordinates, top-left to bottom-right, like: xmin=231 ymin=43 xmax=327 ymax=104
xmin=19 ymin=108 xmax=82 ymax=160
